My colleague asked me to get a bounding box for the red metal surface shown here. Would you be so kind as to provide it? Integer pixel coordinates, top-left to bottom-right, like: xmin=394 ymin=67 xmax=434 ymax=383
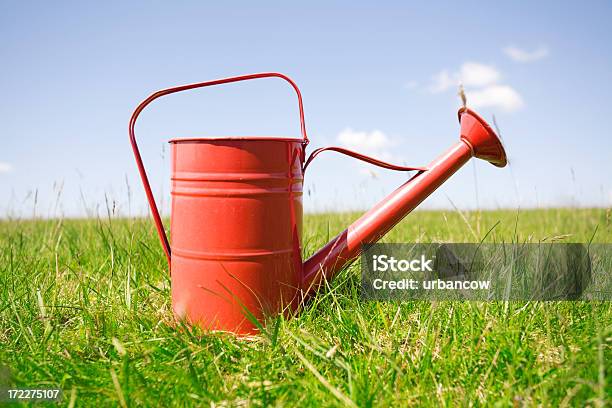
xmin=130 ymin=73 xmax=507 ymax=335
xmin=457 ymin=107 xmax=507 ymax=167
xmin=129 ymin=73 xmax=309 ymax=267
xmin=170 ymin=138 xmax=303 ymax=333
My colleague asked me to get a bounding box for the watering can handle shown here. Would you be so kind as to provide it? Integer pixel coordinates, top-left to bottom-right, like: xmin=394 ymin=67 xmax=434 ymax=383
xmin=129 ymin=72 xmax=309 ymax=267
xmin=303 ymin=146 xmax=427 ymax=173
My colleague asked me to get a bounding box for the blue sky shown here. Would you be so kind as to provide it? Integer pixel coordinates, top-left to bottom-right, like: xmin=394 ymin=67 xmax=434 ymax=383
xmin=1 ymin=1 xmax=611 ymax=218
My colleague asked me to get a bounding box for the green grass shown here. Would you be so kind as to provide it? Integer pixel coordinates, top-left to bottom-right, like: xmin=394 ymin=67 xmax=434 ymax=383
xmin=0 ymin=208 xmax=610 ymax=406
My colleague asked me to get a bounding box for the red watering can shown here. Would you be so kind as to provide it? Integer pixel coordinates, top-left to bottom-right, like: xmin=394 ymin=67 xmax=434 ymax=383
xmin=129 ymin=72 xmax=507 ymax=335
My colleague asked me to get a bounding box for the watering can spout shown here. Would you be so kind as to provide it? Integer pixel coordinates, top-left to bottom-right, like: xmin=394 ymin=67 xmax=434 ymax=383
xmin=301 ymin=107 xmax=507 ymax=295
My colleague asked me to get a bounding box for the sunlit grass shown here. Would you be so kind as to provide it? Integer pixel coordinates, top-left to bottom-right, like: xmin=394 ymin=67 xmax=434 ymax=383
xmin=0 ymin=208 xmax=610 ymax=406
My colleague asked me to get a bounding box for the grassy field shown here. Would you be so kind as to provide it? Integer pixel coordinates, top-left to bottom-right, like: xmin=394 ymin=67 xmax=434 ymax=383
xmin=0 ymin=208 xmax=610 ymax=406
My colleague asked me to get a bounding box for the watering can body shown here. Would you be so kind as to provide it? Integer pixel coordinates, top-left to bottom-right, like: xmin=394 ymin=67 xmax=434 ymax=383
xmin=170 ymin=137 xmax=304 ymax=331
xmin=129 ymin=72 xmax=507 ymax=335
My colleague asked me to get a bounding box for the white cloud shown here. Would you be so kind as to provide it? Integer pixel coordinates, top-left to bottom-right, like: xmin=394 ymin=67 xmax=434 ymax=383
xmin=336 ymin=128 xmax=397 ymax=165
xmin=458 ymin=62 xmax=501 ymax=87
xmin=504 ymin=45 xmax=549 ymax=63
xmin=425 ymin=61 xmax=523 ymax=113
xmin=468 ymin=85 xmax=524 ymax=112
xmin=336 ymin=129 xmax=392 ymax=176
xmin=337 ymin=128 xmax=392 ymax=152
xmin=0 ymin=162 xmax=13 ymax=173
xmin=428 ymin=62 xmax=500 ymax=93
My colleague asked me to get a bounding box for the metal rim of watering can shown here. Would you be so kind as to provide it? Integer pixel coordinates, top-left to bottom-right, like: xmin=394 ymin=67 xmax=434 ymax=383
xmin=457 ymin=106 xmax=495 ymax=134
xmin=129 ymin=72 xmax=310 ymax=268
xmin=168 ymin=136 xmax=306 ymax=143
